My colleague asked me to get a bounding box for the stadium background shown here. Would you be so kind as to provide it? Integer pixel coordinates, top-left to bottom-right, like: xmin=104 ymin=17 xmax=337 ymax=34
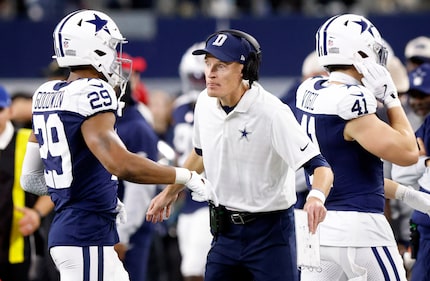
xmin=0 ymin=9 xmax=429 ymax=96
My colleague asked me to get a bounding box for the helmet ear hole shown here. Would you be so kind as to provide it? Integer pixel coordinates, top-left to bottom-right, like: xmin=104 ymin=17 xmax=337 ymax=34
xmin=357 ymin=51 xmax=368 ymax=58
xmin=95 ymin=50 xmax=106 ymax=57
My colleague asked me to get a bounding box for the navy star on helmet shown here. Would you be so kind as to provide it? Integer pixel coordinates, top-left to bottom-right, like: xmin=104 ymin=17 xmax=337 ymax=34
xmin=53 ymin=10 xmax=129 ymax=89
xmin=316 ymin=14 xmax=387 ymax=67
xmin=86 ymin=13 xmax=110 ymax=34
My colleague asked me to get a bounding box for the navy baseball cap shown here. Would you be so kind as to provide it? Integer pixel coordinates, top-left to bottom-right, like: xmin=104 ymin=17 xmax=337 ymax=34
xmin=0 ymin=85 xmax=11 ymax=108
xmin=192 ymin=32 xmax=253 ymax=64
xmin=408 ymin=63 xmax=430 ymax=95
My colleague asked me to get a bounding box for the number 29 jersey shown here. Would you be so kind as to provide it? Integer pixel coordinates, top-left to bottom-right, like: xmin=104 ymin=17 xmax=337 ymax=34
xmin=32 ymin=78 xmax=119 ymax=247
xmin=294 ymin=75 xmax=384 ymax=213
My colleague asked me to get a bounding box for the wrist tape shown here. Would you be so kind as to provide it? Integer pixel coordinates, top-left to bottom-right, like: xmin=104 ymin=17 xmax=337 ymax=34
xmin=307 ymin=189 xmax=326 ymax=204
xmin=174 ymin=167 xmax=192 ymax=184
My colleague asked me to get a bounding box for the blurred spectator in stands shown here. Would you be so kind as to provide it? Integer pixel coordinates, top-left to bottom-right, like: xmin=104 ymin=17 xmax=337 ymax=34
xmin=42 ymin=60 xmax=69 ymax=81
xmin=121 ymin=53 xmax=154 ymax=125
xmin=405 ymin=36 xmax=430 ymax=72
xmin=148 ymin=90 xmax=174 ymax=146
xmin=122 ymin=53 xmax=150 ymax=105
xmin=10 ymin=92 xmax=32 ymax=129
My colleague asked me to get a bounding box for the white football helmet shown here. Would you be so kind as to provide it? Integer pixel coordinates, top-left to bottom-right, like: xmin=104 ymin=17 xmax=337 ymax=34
xmin=179 ymin=41 xmax=206 ymax=96
xmin=53 ymin=10 xmax=130 ymax=89
xmin=316 ymin=14 xmax=388 ymax=68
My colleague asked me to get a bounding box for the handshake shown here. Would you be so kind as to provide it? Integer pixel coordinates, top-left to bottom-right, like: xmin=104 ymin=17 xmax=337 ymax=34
xmin=177 ymin=168 xmax=219 ymax=206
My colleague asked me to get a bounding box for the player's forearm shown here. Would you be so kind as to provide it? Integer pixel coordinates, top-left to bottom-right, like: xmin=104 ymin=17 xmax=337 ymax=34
xmin=116 ymin=152 xmax=177 ymax=184
xmin=309 ymin=166 xmax=333 ymax=198
xmin=33 ymin=196 xmax=54 ymax=218
xmin=384 ymin=178 xmax=398 ymax=200
xmin=385 ymin=107 xmax=419 ymax=166
xmin=181 ymin=149 xmax=204 ymax=173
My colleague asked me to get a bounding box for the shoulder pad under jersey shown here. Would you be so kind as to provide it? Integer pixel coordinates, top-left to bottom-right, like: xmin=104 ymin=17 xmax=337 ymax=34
xmin=337 ymin=85 xmax=377 ymax=120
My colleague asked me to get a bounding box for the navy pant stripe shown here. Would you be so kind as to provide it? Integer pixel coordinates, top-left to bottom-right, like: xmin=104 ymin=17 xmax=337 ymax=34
xmin=382 ymin=246 xmax=401 ymax=281
xmin=98 ymin=246 xmax=104 ymax=281
xmin=371 ymin=246 xmax=390 ymax=281
xmin=83 ymin=246 xmax=90 ymax=281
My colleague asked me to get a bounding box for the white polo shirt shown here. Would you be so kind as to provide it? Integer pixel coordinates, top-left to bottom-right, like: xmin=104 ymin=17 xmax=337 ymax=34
xmin=193 ymin=82 xmax=321 ymax=213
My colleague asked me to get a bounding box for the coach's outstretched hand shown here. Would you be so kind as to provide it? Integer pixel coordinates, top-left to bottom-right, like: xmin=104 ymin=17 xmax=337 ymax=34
xmin=146 ymin=172 xmax=218 ymax=223
xmin=186 ymin=171 xmax=219 ymax=207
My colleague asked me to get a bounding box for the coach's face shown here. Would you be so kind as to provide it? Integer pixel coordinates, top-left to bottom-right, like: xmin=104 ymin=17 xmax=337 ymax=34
xmin=204 ymin=55 xmax=246 ymax=107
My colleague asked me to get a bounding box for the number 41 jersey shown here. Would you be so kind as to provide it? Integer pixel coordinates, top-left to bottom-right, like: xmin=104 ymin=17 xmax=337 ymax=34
xmin=294 ymin=76 xmax=385 ymax=214
xmin=32 ymin=78 xmax=119 ymax=247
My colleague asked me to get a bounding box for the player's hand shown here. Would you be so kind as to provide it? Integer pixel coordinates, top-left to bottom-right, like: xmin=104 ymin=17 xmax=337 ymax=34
xmin=353 ymin=54 xmax=400 ymax=108
xmin=115 ymin=198 xmax=127 ymax=224
xmin=16 ymin=206 xmax=41 ymax=236
xmin=303 ymin=197 xmax=326 ymax=234
xmin=185 ymin=171 xmax=219 ymax=207
xmin=146 ymin=186 xmax=180 ymax=223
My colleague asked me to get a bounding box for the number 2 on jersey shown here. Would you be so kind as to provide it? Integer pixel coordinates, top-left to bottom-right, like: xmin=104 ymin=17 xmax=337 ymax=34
xmin=33 ymin=114 xmax=73 ymax=189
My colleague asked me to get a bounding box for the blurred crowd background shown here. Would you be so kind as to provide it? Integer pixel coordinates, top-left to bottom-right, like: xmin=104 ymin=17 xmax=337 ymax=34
xmin=0 ymin=2 xmax=430 ymax=281
xmin=1 ymin=0 xmax=430 ymax=20
xmin=0 ymin=0 xmax=429 ymax=97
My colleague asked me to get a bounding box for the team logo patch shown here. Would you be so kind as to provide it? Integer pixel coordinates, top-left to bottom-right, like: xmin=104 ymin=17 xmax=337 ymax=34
xmin=239 ymin=126 xmax=252 ymax=141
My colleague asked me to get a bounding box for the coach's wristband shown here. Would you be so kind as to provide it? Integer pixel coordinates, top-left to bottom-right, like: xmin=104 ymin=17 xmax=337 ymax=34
xmin=306 ymin=189 xmax=326 ymax=204
xmin=174 ymin=167 xmax=192 ymax=185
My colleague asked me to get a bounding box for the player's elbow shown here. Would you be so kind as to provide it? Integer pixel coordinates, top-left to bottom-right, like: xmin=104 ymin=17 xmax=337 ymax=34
xmin=104 ymin=162 xmax=129 ymax=178
xmin=391 ymin=151 xmax=419 ymax=167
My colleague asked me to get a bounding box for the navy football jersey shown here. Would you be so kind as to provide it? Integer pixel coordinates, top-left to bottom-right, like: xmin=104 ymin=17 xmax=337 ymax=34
xmin=295 ymin=76 xmax=385 ymax=213
xmin=32 ymin=78 xmax=119 ymax=247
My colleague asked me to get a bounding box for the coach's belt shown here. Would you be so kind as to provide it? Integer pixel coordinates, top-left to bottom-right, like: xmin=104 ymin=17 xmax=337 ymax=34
xmin=226 ymin=209 xmax=283 ymax=225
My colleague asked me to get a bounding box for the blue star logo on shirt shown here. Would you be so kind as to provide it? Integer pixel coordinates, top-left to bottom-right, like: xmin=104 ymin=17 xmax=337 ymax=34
xmin=239 ymin=127 xmax=252 ymax=141
xmin=86 ymin=13 xmax=110 ymax=34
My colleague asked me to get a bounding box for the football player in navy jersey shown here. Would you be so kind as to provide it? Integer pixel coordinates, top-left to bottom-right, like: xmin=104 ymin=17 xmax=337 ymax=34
xmin=295 ymin=14 xmax=419 ymax=280
xmin=19 ymin=9 xmax=216 ymax=281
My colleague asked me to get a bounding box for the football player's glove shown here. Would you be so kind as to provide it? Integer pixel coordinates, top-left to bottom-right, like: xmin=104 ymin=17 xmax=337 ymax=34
xmin=186 ymin=171 xmax=219 ymax=207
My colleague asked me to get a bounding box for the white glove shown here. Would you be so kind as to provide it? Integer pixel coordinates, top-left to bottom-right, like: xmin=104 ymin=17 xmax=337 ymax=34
xmin=115 ymin=198 xmax=127 ymax=224
xmin=396 ymin=184 xmax=430 ymax=216
xmin=185 ymin=171 xmax=219 ymax=207
xmin=353 ymin=55 xmax=400 ymax=108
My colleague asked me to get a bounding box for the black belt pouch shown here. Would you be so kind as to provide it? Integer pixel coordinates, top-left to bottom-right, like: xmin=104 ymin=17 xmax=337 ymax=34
xmin=209 ymin=203 xmax=230 ymax=236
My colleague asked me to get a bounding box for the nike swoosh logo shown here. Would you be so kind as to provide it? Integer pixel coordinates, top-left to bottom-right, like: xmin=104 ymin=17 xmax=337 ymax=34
xmin=300 ymin=143 xmax=309 ymax=151
xmin=351 ymin=92 xmax=364 ymax=97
